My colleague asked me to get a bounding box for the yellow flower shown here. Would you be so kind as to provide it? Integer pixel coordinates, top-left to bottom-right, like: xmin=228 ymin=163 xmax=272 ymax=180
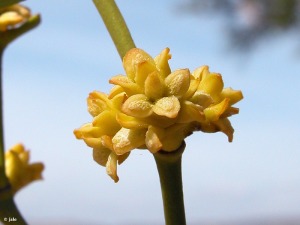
xmin=0 ymin=4 xmax=31 ymax=32
xmin=110 ymin=48 xmax=243 ymax=150
xmin=74 ymin=91 xmax=130 ymax=182
xmin=5 ymin=143 xmax=44 ymax=194
xmin=74 ymin=48 xmax=243 ymax=182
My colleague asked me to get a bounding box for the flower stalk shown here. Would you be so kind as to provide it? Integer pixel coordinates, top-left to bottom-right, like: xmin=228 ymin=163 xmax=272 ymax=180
xmin=93 ymin=0 xmax=135 ymax=59
xmin=154 ymin=142 xmax=186 ymax=225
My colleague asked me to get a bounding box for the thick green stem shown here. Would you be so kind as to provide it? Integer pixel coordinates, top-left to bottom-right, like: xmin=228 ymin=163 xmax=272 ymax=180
xmin=0 ymin=50 xmax=27 ymax=225
xmin=0 ymin=49 xmax=28 ymax=225
xmin=93 ymin=0 xmax=136 ymax=59
xmin=0 ymin=48 xmax=8 ymax=192
xmin=153 ymin=142 xmax=186 ymax=225
xmin=0 ymin=189 xmax=27 ymax=225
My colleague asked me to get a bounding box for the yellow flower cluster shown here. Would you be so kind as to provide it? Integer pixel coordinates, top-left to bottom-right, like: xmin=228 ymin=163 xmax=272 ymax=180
xmin=74 ymin=48 xmax=243 ymax=182
xmin=0 ymin=4 xmax=30 ymax=32
xmin=5 ymin=143 xmax=44 ymax=194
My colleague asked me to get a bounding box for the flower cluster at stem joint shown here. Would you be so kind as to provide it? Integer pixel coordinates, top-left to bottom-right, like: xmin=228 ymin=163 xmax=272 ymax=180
xmin=5 ymin=143 xmax=44 ymax=194
xmin=0 ymin=4 xmax=31 ymax=32
xmin=74 ymin=48 xmax=243 ymax=182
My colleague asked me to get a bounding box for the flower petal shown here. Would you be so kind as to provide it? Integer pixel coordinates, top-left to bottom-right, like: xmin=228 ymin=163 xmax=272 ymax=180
xmin=92 ymin=111 xmax=120 ymax=136
xmin=192 ymin=65 xmax=209 ymax=80
xmin=123 ymin=48 xmax=156 ymax=81
xmin=135 ymin=60 xmax=157 ymax=89
xmin=93 ymin=147 xmax=111 ymax=167
xmin=109 ymin=75 xmax=142 ymax=96
xmin=183 ymin=75 xmax=200 ymax=99
xmin=122 ymin=94 xmax=153 ymax=118
xmin=87 ymin=91 xmax=109 ymax=117
xmin=145 ymin=126 xmax=164 ymax=153
xmin=213 ymin=118 xmax=234 ymax=142
xmin=204 ymin=98 xmax=230 ymax=121
xmin=106 ymin=152 xmax=119 ymax=182
xmin=144 ymin=70 xmax=165 ymax=100
xmin=118 ymin=152 xmax=130 ymax=165
xmin=108 ymin=85 xmax=124 ymax=99
xmin=116 ymin=112 xmax=149 ymax=129
xmin=177 ymin=100 xmax=205 ymax=123
xmin=221 ymin=88 xmax=244 ymax=105
xmin=154 ymin=48 xmax=171 ymax=78
xmin=153 ymin=96 xmax=180 ymax=118
xmin=190 ymin=91 xmax=213 ymax=108
xmin=83 ymin=137 xmax=102 ymax=149
xmin=165 ymin=69 xmax=190 ymax=97
xmin=74 ymin=123 xmax=104 ymax=139
xmin=198 ymin=73 xmax=224 ymax=100
xmin=112 ymin=128 xmax=146 ymax=155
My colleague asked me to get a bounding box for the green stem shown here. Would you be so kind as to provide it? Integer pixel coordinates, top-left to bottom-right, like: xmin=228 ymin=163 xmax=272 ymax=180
xmin=153 ymin=142 xmax=186 ymax=225
xmin=0 ymin=190 xmax=28 ymax=225
xmin=0 ymin=48 xmax=27 ymax=225
xmin=0 ymin=47 xmax=8 ymax=192
xmin=93 ymin=0 xmax=136 ymax=59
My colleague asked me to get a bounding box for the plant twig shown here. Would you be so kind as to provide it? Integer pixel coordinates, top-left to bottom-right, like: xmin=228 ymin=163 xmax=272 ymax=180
xmin=153 ymin=142 xmax=186 ymax=225
xmin=93 ymin=0 xmax=136 ymax=59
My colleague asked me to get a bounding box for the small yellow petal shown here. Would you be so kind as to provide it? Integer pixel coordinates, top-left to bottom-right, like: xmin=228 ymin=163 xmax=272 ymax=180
xmin=198 ymin=73 xmax=224 ymax=99
xmin=118 ymin=152 xmax=130 ymax=165
xmin=110 ymin=92 xmax=126 ymax=111
xmin=74 ymin=123 xmax=104 ymax=139
xmin=183 ymin=75 xmax=200 ymax=99
xmin=112 ymin=128 xmax=146 ymax=155
xmin=213 ymin=118 xmax=234 ymax=142
xmin=192 ymin=65 xmax=209 ymax=80
xmin=221 ymin=88 xmax=244 ymax=105
xmin=190 ymin=91 xmax=213 ymax=108
xmin=87 ymin=91 xmax=109 ymax=117
xmin=145 ymin=126 xmax=164 ymax=153
xmin=92 ymin=111 xmax=120 ymax=136
xmin=123 ymin=48 xmax=156 ymax=81
xmin=28 ymin=163 xmax=44 ymax=181
xmin=222 ymin=107 xmax=239 ymax=118
xmin=93 ymin=147 xmax=111 ymax=167
xmin=154 ymin=48 xmax=172 ymax=78
xmin=122 ymin=94 xmax=153 ymax=118
xmin=106 ymin=153 xmax=119 ymax=182
xmin=177 ymin=101 xmax=205 ymax=123
xmin=204 ymin=98 xmax=230 ymax=121
xmin=109 ymin=75 xmax=142 ymax=96
xmin=153 ymin=96 xmax=180 ymax=118
xmin=165 ymin=69 xmax=190 ymax=97
xmin=108 ymin=85 xmax=124 ymax=99
xmin=114 ymin=128 xmax=146 ymax=154
xmin=83 ymin=137 xmax=102 ymax=149
xmin=144 ymin=70 xmax=165 ymax=100
xmin=135 ymin=60 xmax=157 ymax=89
xmin=116 ymin=112 xmax=148 ymax=129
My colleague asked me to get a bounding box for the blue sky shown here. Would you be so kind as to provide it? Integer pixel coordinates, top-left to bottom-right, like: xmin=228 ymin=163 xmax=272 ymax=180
xmin=3 ymin=0 xmax=300 ymax=224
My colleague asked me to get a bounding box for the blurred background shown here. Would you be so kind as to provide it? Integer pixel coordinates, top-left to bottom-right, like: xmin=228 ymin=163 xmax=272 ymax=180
xmin=2 ymin=0 xmax=300 ymax=224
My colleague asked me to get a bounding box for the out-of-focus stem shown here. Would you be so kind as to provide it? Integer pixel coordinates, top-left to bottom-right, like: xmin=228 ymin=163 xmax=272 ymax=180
xmin=93 ymin=0 xmax=136 ymax=59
